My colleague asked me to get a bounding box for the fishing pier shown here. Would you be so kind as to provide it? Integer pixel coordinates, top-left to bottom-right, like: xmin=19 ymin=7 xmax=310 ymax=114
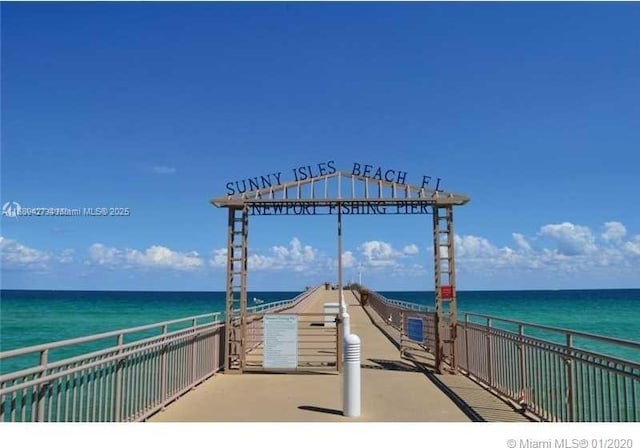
xmin=1 ymin=167 xmax=639 ymax=422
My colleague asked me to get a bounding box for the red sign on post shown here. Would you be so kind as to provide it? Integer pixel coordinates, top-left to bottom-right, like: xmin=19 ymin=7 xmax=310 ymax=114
xmin=440 ymin=285 xmax=453 ymax=300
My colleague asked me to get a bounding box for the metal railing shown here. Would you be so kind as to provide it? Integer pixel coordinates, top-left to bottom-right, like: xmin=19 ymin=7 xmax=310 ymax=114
xmin=246 ymin=286 xmax=320 ymax=315
xmin=363 ymin=288 xmax=640 ymax=422
xmin=363 ymin=289 xmax=432 ymax=330
xmin=0 ymin=313 xmax=225 ymax=422
xmin=458 ymin=313 xmax=640 ymax=422
xmin=0 ymin=287 xmax=320 ymax=422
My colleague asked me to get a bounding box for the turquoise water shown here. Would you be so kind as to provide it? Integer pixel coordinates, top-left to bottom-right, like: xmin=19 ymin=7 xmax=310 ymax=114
xmin=383 ymin=289 xmax=640 ymax=342
xmin=384 ymin=289 xmax=640 ymax=362
xmin=1 ymin=289 xmax=639 ymax=373
xmin=0 ymin=290 xmax=297 ymax=374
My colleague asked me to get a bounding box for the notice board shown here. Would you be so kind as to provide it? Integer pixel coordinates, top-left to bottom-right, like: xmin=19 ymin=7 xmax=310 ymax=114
xmin=263 ymin=314 xmax=298 ymax=368
xmin=406 ymin=317 xmax=424 ymax=343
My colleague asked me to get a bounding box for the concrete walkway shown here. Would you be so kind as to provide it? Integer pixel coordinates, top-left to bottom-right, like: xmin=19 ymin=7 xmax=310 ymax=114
xmin=358 ymin=292 xmax=533 ymax=422
xmin=150 ymin=288 xmax=470 ymax=422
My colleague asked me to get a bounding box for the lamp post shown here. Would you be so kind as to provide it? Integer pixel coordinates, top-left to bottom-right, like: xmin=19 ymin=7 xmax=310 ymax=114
xmin=337 ymin=203 xmax=351 ymax=336
xmin=337 ymin=203 xmax=344 ymax=316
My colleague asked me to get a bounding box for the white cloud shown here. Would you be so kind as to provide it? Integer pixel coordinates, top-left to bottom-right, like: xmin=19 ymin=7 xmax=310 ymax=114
xmin=89 ymin=243 xmax=121 ymax=266
xmin=360 ymin=240 xmax=402 ymax=266
xmin=248 ymin=254 xmax=276 ymax=270
xmin=210 ymin=248 xmax=227 ymax=268
xmin=624 ymin=236 xmax=640 ymax=257
xmin=539 ymin=222 xmax=597 ymax=255
xmin=58 ymin=249 xmax=75 ymax=264
xmin=125 ymin=246 xmax=203 ymax=270
xmin=272 ymin=237 xmax=316 ymax=265
xmin=90 ymin=243 xmax=203 ymax=271
xmin=403 ymin=244 xmax=419 ymax=255
xmin=342 ymin=251 xmax=356 ymax=268
xmin=152 ymin=165 xmax=176 ymax=175
xmin=1 ymin=236 xmax=51 ymax=269
xmin=602 ymin=221 xmax=627 ymax=242
xmin=455 ymin=235 xmax=499 ymax=259
xmin=210 ymin=238 xmax=319 ymax=273
xmin=450 ymin=221 xmax=639 ymax=279
xmin=512 ymin=233 xmax=532 ymax=252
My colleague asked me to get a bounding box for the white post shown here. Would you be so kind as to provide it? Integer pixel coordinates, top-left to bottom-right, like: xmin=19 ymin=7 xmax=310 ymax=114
xmin=341 ymin=290 xmax=350 ymax=337
xmin=343 ymin=333 xmax=361 ymax=417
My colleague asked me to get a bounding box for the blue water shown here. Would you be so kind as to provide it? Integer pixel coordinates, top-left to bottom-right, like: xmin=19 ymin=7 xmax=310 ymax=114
xmin=383 ymin=289 xmax=640 ymax=362
xmin=0 ymin=290 xmax=297 ymax=374
xmin=382 ymin=289 xmax=640 ymax=342
xmin=1 ymin=289 xmax=639 ymax=373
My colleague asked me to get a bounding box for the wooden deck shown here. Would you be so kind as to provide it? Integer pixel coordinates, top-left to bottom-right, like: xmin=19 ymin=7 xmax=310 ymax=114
xmin=149 ymin=287 xmax=531 ymax=422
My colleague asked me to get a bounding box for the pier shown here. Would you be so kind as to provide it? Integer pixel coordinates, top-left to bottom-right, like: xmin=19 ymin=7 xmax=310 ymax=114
xmin=150 ymin=286 xmax=475 ymax=422
xmin=3 ymin=283 xmax=638 ymax=422
xmin=1 ymin=169 xmax=639 ymax=423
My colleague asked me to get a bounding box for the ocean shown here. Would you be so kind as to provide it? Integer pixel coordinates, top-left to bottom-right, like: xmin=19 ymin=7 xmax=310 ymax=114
xmin=1 ymin=289 xmax=639 ymax=373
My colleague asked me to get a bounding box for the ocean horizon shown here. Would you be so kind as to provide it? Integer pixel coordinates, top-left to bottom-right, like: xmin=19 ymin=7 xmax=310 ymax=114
xmin=2 ymin=287 xmax=639 ymax=373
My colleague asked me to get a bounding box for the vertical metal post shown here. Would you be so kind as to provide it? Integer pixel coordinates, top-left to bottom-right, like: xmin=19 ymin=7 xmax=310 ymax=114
xmin=191 ymin=318 xmax=197 ymax=385
xmin=225 ymin=207 xmax=235 ymax=372
xmin=37 ymin=349 xmax=48 ymax=422
xmin=486 ymin=318 xmax=493 ymax=387
xmin=464 ymin=314 xmax=470 ymax=372
xmin=566 ymin=333 xmax=575 ymax=421
xmin=400 ymin=311 xmax=405 ymax=357
xmin=114 ymin=334 xmax=124 ymax=422
xmin=338 ymin=202 xmax=344 ymax=317
xmin=240 ymin=206 xmax=249 ymax=372
xmin=160 ymin=325 xmax=168 ymax=407
xmin=518 ymin=324 xmax=526 ymax=408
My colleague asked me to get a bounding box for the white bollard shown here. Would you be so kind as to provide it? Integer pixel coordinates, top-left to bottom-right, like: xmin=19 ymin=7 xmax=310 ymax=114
xmin=343 ymin=333 xmax=361 ymax=417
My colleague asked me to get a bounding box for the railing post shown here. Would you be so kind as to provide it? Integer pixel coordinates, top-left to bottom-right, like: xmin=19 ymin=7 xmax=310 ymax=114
xmin=566 ymin=333 xmax=575 ymax=421
xmin=36 ymin=349 xmax=48 ymax=422
xmin=191 ymin=319 xmax=197 ymax=386
xmin=160 ymin=325 xmax=168 ymax=407
xmin=400 ymin=311 xmax=405 ymax=358
xmin=464 ymin=314 xmax=470 ymax=372
xmin=486 ymin=318 xmax=493 ymax=387
xmin=518 ymin=324 xmax=526 ymax=409
xmin=113 ymin=334 xmax=124 ymax=422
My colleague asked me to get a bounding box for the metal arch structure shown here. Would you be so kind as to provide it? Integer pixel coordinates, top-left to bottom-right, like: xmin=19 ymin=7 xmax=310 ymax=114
xmin=211 ymin=169 xmax=470 ymax=374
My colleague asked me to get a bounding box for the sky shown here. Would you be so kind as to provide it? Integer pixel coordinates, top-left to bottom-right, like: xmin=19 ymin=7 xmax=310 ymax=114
xmin=1 ymin=2 xmax=639 ymax=291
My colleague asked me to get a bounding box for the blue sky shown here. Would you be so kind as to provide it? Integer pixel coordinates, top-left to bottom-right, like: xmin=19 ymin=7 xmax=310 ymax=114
xmin=1 ymin=3 xmax=639 ymax=291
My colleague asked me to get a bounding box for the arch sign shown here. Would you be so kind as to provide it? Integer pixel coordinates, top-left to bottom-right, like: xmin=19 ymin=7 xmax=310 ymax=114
xmin=211 ymin=160 xmax=470 ymax=374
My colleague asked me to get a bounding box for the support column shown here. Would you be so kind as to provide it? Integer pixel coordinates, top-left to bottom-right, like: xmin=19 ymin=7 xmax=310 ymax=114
xmin=225 ymin=206 xmax=249 ymax=373
xmin=432 ymin=205 xmax=457 ymax=374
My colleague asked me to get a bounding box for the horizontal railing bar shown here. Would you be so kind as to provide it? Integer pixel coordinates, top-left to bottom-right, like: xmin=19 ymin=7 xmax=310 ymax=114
xmin=462 ymin=322 xmax=640 ymax=371
xmin=465 ymin=312 xmax=640 ymax=349
xmin=0 ymin=323 xmax=222 ymax=383
xmin=0 ymin=325 xmax=224 ymax=394
xmin=0 ymin=312 xmax=222 ymax=360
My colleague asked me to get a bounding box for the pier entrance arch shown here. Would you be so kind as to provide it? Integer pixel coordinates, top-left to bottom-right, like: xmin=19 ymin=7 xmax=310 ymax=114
xmin=211 ymin=163 xmax=470 ymax=374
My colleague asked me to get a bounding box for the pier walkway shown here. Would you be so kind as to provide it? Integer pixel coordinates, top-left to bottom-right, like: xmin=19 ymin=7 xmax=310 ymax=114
xmin=150 ymin=288 xmax=526 ymax=422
